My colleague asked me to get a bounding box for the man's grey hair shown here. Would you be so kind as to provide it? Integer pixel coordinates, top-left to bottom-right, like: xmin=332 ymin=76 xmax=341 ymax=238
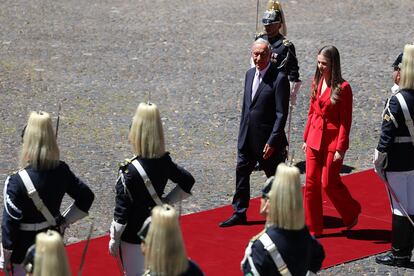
xmin=252 ymin=38 xmax=271 ymax=51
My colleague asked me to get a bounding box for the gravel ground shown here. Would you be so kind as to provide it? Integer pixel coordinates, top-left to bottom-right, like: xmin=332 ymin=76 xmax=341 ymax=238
xmin=1 ymin=0 xmax=414 ymax=274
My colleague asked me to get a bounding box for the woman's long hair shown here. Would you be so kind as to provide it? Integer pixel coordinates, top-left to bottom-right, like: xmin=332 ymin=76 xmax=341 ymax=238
xmin=19 ymin=111 xmax=59 ymax=170
xmin=33 ymin=230 xmax=71 ymax=276
xmin=144 ymin=205 xmax=188 ymax=275
xmin=312 ymin=45 xmax=345 ymax=104
xmin=267 ymin=163 xmax=304 ymax=230
xmin=400 ymin=44 xmax=414 ymax=91
xmin=128 ymin=102 xmax=165 ymax=158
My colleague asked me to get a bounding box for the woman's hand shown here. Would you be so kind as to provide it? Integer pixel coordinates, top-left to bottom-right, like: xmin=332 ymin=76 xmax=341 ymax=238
xmin=333 ymin=150 xmax=345 ymax=162
xmin=302 ymin=142 xmax=307 ymax=153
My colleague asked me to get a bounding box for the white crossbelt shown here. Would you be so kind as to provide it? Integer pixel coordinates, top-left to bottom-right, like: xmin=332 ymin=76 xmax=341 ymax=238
xmin=395 ymin=93 xmax=414 ymax=146
xmin=259 ymin=233 xmax=291 ymax=276
xmin=18 ymin=170 xmax=57 ymax=229
xmin=131 ymin=160 xmax=163 ymax=206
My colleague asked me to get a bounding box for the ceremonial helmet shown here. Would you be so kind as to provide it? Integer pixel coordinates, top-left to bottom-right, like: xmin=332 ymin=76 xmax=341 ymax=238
xmin=262 ymin=0 xmax=283 ymax=25
xmin=392 ymin=53 xmax=403 ymax=70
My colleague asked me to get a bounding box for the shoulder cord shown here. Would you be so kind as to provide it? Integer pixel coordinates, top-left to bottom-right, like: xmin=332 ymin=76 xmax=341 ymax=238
xmin=241 ymin=241 xmax=261 ymax=276
xmin=382 ymin=96 xmax=399 ymax=128
xmin=118 ymin=171 xmax=133 ymax=202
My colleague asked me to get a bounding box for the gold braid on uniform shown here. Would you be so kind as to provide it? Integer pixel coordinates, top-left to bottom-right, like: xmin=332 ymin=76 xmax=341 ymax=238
xmin=117 ymin=156 xmax=138 ymax=173
xmin=282 ymin=39 xmax=292 ymax=47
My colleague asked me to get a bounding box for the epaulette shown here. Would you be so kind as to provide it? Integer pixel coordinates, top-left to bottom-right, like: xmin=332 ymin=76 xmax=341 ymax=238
xmin=255 ymin=32 xmax=266 ymax=40
xmin=283 ymin=39 xmax=292 ymax=47
xmin=118 ymin=156 xmax=136 ymax=171
xmin=250 ymin=229 xmax=266 ymax=242
xmin=10 ymin=169 xmax=21 ymax=176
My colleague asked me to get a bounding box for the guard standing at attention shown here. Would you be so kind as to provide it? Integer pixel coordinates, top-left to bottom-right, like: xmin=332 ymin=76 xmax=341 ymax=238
xmin=374 ymin=44 xmax=414 ymax=267
xmin=1 ymin=111 xmax=94 ymax=276
xmin=256 ymin=0 xmax=301 ymax=99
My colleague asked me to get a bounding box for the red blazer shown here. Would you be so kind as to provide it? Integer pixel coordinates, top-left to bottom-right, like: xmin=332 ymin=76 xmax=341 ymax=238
xmin=303 ymin=79 xmax=352 ymax=152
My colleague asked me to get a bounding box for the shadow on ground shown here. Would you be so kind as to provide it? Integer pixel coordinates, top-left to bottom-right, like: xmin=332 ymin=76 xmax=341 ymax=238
xmin=295 ymin=161 xmax=355 ymax=174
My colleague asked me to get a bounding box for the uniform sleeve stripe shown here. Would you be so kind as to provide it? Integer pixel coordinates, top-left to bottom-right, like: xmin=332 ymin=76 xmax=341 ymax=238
xmin=3 ymin=176 xmax=23 ymax=220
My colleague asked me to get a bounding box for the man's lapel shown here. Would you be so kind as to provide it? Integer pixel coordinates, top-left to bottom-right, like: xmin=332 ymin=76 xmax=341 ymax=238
xmin=246 ymin=68 xmax=255 ymax=106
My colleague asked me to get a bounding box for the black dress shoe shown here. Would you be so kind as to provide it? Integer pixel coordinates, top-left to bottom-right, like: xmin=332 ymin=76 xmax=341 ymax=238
xmin=375 ymin=252 xmax=411 ymax=267
xmin=219 ymin=214 xmax=247 ymax=227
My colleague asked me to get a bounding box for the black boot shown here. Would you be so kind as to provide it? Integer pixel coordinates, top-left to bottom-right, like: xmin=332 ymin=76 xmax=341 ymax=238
xmin=375 ymin=251 xmax=411 ymax=267
xmin=376 ymin=215 xmax=412 ymax=267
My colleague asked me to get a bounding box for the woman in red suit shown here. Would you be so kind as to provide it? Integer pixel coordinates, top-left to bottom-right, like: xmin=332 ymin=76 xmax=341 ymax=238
xmin=302 ymin=45 xmax=361 ymax=236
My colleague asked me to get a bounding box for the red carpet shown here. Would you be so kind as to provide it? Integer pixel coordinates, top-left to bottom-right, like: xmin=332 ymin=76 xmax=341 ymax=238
xmin=181 ymin=169 xmax=392 ymax=274
xmin=0 ymin=169 xmax=392 ymax=275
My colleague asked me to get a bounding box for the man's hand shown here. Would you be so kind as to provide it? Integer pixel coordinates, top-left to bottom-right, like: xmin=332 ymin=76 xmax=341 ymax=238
xmin=263 ymin=144 xmax=275 ymax=160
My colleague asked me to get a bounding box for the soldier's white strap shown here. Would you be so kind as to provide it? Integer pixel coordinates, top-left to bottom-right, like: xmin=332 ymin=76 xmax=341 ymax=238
xmin=19 ymin=221 xmax=50 ymax=231
xmin=131 ymin=160 xmax=163 ymax=206
xmin=18 ymin=170 xmax=56 ymax=226
xmin=259 ymin=233 xmax=292 ymax=276
xmin=395 ymin=93 xmax=414 ymax=145
xmin=394 ymin=136 xmax=412 ymax=143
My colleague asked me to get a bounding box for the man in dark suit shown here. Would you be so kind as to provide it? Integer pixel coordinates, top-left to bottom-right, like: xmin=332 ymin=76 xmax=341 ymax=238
xmin=220 ymin=38 xmax=290 ymax=227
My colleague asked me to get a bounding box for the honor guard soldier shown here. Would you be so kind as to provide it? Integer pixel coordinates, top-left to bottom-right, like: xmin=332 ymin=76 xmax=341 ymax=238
xmin=374 ymin=44 xmax=414 ymax=267
xmin=1 ymin=111 xmax=95 ymax=276
xmin=257 ymin=1 xmax=301 ymax=101
xmin=109 ymin=102 xmax=195 ymax=276
xmin=140 ymin=205 xmax=204 ymax=276
xmin=241 ymin=164 xmax=324 ymax=276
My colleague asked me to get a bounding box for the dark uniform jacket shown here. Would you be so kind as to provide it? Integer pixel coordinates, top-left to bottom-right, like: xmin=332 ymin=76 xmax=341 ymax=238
xmin=377 ymin=89 xmax=414 ymax=171
xmin=181 ymin=260 xmax=204 ymax=276
xmin=144 ymin=259 xmax=204 ymax=276
xmin=258 ymin=33 xmax=300 ymax=82
xmin=238 ymin=63 xmax=290 ymax=158
xmin=1 ymin=161 xmax=94 ymax=263
xmin=242 ymin=226 xmax=325 ymax=276
xmin=113 ymin=152 xmax=194 ymax=244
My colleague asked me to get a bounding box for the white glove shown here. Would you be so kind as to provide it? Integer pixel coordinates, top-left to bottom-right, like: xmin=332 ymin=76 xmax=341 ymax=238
xmin=289 ymin=80 xmax=302 ymax=106
xmin=61 ymin=203 xmax=89 ymax=233
xmin=374 ymin=149 xmax=388 ymax=182
xmin=109 ymin=220 xmax=126 ymax=257
xmin=163 ymin=186 xmax=191 ymax=205
xmin=0 ymin=244 xmax=12 ymax=275
xmin=62 ymin=204 xmax=88 ymax=224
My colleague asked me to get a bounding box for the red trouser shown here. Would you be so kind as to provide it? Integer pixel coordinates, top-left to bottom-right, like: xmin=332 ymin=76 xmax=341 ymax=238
xmin=304 ymin=146 xmax=361 ymax=235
